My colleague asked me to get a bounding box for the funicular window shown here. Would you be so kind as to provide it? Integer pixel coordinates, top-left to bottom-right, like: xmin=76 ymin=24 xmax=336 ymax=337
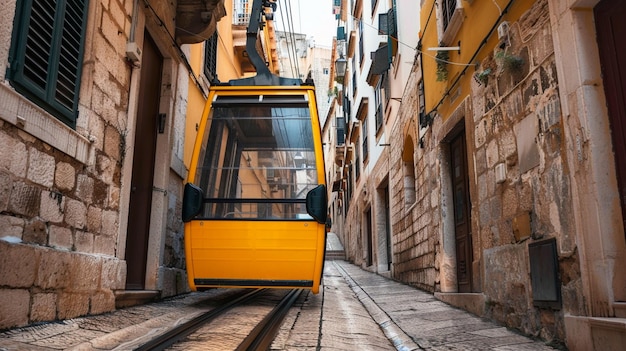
xmin=193 ymin=94 xmax=318 ymax=220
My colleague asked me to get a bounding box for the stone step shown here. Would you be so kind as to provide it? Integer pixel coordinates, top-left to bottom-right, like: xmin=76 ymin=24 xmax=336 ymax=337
xmin=115 ymin=290 xmax=160 ymax=308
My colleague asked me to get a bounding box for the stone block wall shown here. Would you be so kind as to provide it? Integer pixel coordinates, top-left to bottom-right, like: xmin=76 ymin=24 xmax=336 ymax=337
xmin=385 ymin=62 xmax=442 ymax=292
xmin=0 ymin=239 xmax=125 ymax=327
xmin=380 ymin=0 xmax=583 ymax=344
xmin=466 ymin=0 xmax=581 ymax=342
xmin=0 ymin=0 xmax=131 ymax=330
xmin=0 ymin=116 xmax=126 ymax=329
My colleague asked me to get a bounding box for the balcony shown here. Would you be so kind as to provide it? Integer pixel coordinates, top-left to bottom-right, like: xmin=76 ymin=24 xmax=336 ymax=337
xmin=335 ymin=145 xmax=346 ymax=166
xmin=176 ymin=0 xmax=226 ymax=44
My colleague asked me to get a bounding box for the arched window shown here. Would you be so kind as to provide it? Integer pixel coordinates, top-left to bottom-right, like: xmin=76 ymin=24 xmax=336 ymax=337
xmin=402 ymin=136 xmax=416 ymax=205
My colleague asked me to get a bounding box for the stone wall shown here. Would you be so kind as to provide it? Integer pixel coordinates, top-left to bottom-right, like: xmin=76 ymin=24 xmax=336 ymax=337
xmin=380 ymin=0 xmax=584 ymax=343
xmin=387 ymin=62 xmax=442 ymax=293
xmin=468 ymin=0 xmax=582 ymax=341
xmin=0 ymin=0 xmax=132 ymax=328
xmin=0 ymin=240 xmax=125 ymax=327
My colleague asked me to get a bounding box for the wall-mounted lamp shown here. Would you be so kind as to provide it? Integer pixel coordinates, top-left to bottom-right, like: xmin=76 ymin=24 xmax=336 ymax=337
xmin=335 ymin=54 xmax=347 ymax=78
xmin=294 ymin=151 xmax=306 ymax=168
xmin=158 ymin=113 xmax=166 ymax=134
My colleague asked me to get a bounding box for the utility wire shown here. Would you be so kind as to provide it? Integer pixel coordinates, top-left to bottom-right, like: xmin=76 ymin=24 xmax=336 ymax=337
xmin=278 ymin=2 xmax=298 ymax=78
xmin=283 ymin=0 xmax=301 ymax=78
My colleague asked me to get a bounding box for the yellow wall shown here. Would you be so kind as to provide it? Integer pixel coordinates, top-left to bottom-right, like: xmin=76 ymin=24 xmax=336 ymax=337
xmin=183 ymin=0 xmax=246 ymax=168
xmin=420 ymin=0 xmax=534 ymax=119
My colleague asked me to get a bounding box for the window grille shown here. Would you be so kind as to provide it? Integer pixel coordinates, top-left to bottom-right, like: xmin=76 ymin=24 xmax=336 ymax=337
xmin=204 ymin=31 xmax=218 ymax=83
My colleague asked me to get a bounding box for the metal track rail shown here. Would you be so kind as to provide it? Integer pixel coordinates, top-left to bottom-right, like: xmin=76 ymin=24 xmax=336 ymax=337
xmin=236 ymin=289 xmax=302 ymax=351
xmin=134 ymin=289 xmax=265 ymax=351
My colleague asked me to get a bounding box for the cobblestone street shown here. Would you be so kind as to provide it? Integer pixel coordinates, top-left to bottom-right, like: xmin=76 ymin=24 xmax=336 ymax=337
xmin=0 ymin=236 xmax=558 ymax=351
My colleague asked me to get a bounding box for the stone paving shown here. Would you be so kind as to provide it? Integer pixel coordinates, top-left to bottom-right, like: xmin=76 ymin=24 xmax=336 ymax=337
xmin=0 ymin=233 xmax=559 ymax=350
xmin=330 ymin=260 xmax=558 ymax=350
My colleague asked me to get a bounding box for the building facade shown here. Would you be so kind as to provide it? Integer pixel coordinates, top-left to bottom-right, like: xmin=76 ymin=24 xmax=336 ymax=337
xmin=332 ymin=0 xmax=626 ymax=348
xmin=0 ymin=0 xmax=226 ymax=329
xmin=330 ymin=0 xmax=420 ymax=276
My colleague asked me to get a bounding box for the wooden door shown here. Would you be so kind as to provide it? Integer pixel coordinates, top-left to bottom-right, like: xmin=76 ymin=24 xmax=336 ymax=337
xmin=595 ymin=0 xmax=626 ymax=235
xmin=125 ymin=34 xmax=163 ymax=290
xmin=366 ymin=208 xmax=373 ymax=267
xmin=384 ymin=186 xmax=392 ymax=270
xmin=450 ymin=132 xmax=473 ymax=292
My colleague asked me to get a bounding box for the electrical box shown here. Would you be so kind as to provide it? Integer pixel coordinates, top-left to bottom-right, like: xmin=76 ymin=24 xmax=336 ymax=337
xmin=126 ymin=42 xmax=142 ymax=63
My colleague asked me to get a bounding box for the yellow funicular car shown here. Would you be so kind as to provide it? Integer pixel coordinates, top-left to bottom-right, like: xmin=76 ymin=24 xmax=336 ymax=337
xmin=182 ymin=0 xmax=328 ymax=294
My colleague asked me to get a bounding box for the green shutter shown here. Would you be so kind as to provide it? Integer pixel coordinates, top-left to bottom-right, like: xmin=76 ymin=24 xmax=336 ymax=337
xmin=9 ymin=0 xmax=90 ymax=128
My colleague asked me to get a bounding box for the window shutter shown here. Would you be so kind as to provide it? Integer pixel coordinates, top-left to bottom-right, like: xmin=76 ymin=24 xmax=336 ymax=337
xmin=9 ymin=0 xmax=89 ymax=128
xmin=337 ymin=26 xmax=346 ymax=41
xmin=387 ymin=7 xmax=398 ymax=39
xmin=56 ymin=0 xmax=88 ymax=113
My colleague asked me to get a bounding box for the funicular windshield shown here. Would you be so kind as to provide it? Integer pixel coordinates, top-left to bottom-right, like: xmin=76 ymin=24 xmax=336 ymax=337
xmin=193 ymin=94 xmax=319 ymax=220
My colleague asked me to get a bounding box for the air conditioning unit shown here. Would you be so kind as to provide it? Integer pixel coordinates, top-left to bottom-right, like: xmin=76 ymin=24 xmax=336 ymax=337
xmin=497 ymin=21 xmax=510 ymax=40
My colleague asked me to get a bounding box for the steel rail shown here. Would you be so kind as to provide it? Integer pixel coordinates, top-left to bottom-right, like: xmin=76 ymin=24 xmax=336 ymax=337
xmin=133 ymin=289 xmax=265 ymax=351
xmin=236 ymin=289 xmax=302 ymax=351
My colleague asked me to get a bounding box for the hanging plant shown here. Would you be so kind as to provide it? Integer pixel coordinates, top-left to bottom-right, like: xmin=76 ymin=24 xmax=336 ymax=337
xmin=495 ymin=50 xmax=524 ymax=72
xmin=473 ymin=68 xmax=492 ymax=85
xmin=328 ymin=86 xmax=338 ymax=97
xmin=435 ymin=50 xmax=449 ymax=81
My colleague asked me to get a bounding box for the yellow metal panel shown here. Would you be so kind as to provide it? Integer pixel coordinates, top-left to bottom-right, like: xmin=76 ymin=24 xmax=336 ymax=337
xmin=186 ymin=220 xmax=325 ymax=293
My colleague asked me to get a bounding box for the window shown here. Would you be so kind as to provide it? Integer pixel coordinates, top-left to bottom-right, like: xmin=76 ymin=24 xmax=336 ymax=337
xmin=355 ymin=137 xmax=361 ymax=180
xmin=362 ymin=116 xmax=368 ymax=162
xmin=418 ymin=80 xmax=428 ymax=128
xmin=442 ymin=0 xmax=457 ymax=30
xmin=439 ymin=0 xmax=463 ymax=45
xmin=352 ymin=58 xmax=358 ymax=97
xmin=8 ymin=0 xmax=90 ymax=128
xmin=358 ymin=19 xmax=365 ymax=64
xmin=346 ymin=167 xmax=353 ymax=212
xmin=343 ymin=93 xmax=352 ymax=121
xmin=378 ymin=0 xmax=398 ymax=58
xmin=193 ymin=94 xmax=319 ymax=220
xmin=374 ymin=78 xmax=383 ymax=132
xmin=204 ymin=31 xmax=218 ymax=83
xmin=383 ymin=71 xmax=391 ymax=105
xmin=403 ymin=136 xmax=416 ymax=205
xmin=371 ymin=0 xmax=378 ymax=15
xmin=336 ymin=116 xmax=345 ymax=145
